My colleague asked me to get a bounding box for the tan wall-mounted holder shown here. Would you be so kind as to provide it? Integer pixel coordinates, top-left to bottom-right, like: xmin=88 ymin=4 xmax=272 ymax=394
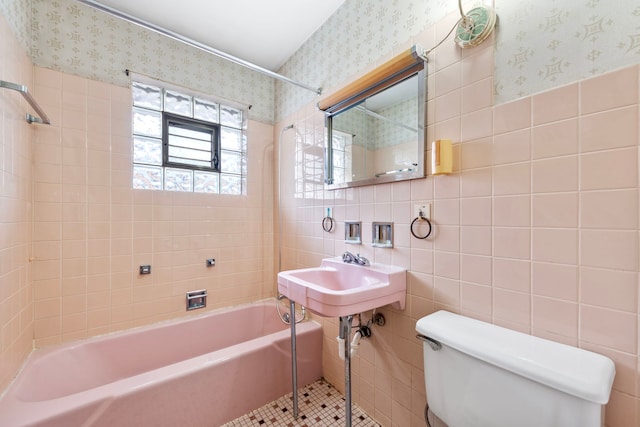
xmin=431 ymin=139 xmax=452 ymax=175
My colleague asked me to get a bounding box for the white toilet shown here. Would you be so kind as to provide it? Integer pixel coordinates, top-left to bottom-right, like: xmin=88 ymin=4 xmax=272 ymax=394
xmin=416 ymin=311 xmax=616 ymax=427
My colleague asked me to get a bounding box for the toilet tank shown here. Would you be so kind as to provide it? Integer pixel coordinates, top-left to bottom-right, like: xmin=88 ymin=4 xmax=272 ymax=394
xmin=416 ymin=311 xmax=615 ymax=427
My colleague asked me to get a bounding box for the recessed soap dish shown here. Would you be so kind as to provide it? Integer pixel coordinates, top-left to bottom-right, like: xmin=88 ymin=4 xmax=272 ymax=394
xmin=345 ymin=221 xmax=362 ymax=244
xmin=372 ymin=222 xmax=393 ymax=248
xmin=186 ymin=289 xmax=207 ymax=311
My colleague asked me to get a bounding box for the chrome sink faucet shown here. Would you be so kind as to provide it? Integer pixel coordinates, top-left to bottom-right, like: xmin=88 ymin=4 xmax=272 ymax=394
xmin=355 ymin=254 xmax=370 ymax=266
xmin=342 ymin=251 xmax=356 ymax=263
xmin=342 ymin=251 xmax=370 ymax=266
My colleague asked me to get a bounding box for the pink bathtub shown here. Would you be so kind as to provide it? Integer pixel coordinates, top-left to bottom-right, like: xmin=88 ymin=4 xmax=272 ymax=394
xmin=0 ymin=300 xmax=322 ymax=427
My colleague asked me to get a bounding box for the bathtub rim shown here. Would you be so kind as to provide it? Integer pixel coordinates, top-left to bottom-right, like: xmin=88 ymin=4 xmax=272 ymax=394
xmin=0 ymin=297 xmax=311 ymax=401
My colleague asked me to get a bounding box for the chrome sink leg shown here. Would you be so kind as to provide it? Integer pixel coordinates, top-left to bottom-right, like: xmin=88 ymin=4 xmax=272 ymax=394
xmin=339 ymin=315 xmax=354 ymax=427
xmin=290 ymin=300 xmax=299 ymax=418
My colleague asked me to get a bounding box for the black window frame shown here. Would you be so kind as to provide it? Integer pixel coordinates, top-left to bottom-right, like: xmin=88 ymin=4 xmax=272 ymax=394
xmin=162 ymin=112 xmax=221 ymax=173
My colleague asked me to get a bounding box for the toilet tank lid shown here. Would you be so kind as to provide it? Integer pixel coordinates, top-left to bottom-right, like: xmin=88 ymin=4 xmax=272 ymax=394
xmin=416 ymin=311 xmax=615 ymax=405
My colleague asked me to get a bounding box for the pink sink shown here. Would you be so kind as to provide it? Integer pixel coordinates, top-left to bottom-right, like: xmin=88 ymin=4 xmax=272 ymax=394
xmin=277 ymin=257 xmax=407 ymax=317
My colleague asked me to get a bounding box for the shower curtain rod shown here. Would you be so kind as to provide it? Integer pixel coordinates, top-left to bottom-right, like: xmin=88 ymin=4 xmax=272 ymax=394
xmin=76 ymin=0 xmax=322 ymax=95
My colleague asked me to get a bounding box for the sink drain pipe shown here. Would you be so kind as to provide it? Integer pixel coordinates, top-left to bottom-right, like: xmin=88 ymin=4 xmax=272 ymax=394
xmin=336 ymin=313 xmax=378 ymax=426
xmin=289 ymin=300 xmax=299 ymax=418
xmin=337 ymin=328 xmax=363 ymax=360
xmin=339 ymin=315 xmax=354 ymax=427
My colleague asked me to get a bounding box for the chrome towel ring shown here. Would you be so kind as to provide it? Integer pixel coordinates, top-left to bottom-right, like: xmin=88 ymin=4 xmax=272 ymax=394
xmin=322 ymin=216 xmax=335 ymax=233
xmin=410 ymin=213 xmax=432 ymax=239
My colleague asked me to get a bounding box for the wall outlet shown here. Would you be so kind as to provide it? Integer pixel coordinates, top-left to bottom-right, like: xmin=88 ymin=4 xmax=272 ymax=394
xmin=413 ymin=203 xmax=431 ymax=220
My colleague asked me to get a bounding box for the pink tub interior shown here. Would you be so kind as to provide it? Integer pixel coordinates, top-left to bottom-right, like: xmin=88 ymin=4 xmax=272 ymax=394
xmin=0 ymin=300 xmax=323 ymax=427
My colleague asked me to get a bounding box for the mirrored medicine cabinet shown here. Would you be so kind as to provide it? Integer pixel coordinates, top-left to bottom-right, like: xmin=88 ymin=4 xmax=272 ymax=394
xmin=319 ymin=45 xmax=428 ymax=190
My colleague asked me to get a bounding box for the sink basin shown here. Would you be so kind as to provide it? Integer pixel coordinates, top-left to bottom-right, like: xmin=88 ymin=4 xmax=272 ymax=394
xmin=277 ymin=257 xmax=407 ymax=317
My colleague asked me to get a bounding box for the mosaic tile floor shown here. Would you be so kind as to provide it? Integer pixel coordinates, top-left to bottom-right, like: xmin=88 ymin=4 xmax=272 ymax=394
xmin=222 ymin=379 xmax=380 ymax=427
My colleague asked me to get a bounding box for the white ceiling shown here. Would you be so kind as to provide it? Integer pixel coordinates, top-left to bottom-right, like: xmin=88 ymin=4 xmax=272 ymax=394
xmin=96 ymin=0 xmax=346 ymax=71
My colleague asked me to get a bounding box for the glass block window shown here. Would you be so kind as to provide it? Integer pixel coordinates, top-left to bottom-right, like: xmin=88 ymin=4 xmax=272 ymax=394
xmin=132 ymin=81 xmax=246 ymax=195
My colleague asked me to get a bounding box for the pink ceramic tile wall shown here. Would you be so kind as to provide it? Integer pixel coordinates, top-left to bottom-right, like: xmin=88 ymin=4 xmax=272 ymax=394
xmin=0 ymin=15 xmax=34 ymax=391
xmin=1 ymin=6 xmax=638 ymax=427
xmin=30 ymin=68 xmax=275 ymax=348
xmin=277 ymin=24 xmax=640 ymax=427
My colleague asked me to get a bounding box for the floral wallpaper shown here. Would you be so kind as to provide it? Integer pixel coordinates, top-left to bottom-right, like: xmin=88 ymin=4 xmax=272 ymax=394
xmin=372 ymin=98 xmax=418 ymax=150
xmin=1 ymin=0 xmax=275 ymax=123
xmin=2 ymin=0 xmax=640 ymax=123
xmin=494 ymin=0 xmax=640 ymax=103
xmin=275 ymin=0 xmax=455 ymax=121
xmin=0 ymin=0 xmax=30 ymax=51
xmin=276 ymin=0 xmax=640 ymax=118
